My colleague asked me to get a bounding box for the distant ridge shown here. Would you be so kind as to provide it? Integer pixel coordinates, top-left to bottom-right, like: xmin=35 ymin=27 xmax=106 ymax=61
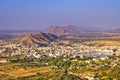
xmin=44 ymin=25 xmax=109 ymax=37
xmin=110 ymin=28 xmax=120 ymax=33
xmin=45 ymin=26 xmax=78 ymax=36
xmin=21 ymin=32 xmax=58 ymax=45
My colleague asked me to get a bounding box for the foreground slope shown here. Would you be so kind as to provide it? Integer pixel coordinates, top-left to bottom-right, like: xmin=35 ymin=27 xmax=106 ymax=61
xmin=21 ymin=32 xmax=58 ymax=45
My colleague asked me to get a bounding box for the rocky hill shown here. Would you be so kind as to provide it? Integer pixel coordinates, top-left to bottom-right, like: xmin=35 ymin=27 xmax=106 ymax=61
xmin=44 ymin=26 xmax=78 ymax=36
xmin=35 ymin=32 xmax=58 ymax=42
xmin=21 ymin=32 xmax=58 ymax=45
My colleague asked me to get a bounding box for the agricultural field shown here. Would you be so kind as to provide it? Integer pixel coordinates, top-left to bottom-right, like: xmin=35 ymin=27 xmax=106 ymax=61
xmin=0 ymin=55 xmax=120 ymax=80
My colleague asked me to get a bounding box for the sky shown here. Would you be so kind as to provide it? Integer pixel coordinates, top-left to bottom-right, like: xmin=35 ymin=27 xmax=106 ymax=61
xmin=0 ymin=0 xmax=120 ymax=31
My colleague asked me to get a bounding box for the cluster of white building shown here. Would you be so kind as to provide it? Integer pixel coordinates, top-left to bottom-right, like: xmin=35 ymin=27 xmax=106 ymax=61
xmin=0 ymin=41 xmax=120 ymax=58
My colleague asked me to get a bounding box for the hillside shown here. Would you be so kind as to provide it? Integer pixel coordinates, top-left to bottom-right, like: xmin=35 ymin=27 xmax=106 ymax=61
xmin=35 ymin=32 xmax=58 ymax=42
xmin=21 ymin=32 xmax=58 ymax=45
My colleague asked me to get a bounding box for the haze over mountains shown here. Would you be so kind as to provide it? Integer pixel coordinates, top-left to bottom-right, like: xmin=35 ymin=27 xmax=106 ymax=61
xmin=0 ymin=25 xmax=118 ymax=33
xmin=44 ymin=25 xmax=118 ymax=36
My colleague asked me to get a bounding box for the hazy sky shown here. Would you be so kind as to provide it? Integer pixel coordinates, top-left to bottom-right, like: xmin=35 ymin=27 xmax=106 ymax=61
xmin=0 ymin=0 xmax=120 ymax=30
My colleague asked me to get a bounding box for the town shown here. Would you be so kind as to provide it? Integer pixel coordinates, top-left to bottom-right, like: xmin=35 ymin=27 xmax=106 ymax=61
xmin=0 ymin=40 xmax=119 ymax=59
xmin=0 ymin=39 xmax=120 ymax=79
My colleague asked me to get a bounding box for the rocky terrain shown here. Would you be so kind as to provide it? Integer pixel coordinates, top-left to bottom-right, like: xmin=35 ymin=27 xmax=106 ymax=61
xmin=21 ymin=32 xmax=58 ymax=45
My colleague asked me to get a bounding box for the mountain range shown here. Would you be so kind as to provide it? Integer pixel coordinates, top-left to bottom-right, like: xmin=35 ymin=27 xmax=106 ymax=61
xmin=1 ymin=25 xmax=120 ymax=45
xmin=44 ymin=25 xmax=111 ymax=36
xmin=44 ymin=26 xmax=78 ymax=36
